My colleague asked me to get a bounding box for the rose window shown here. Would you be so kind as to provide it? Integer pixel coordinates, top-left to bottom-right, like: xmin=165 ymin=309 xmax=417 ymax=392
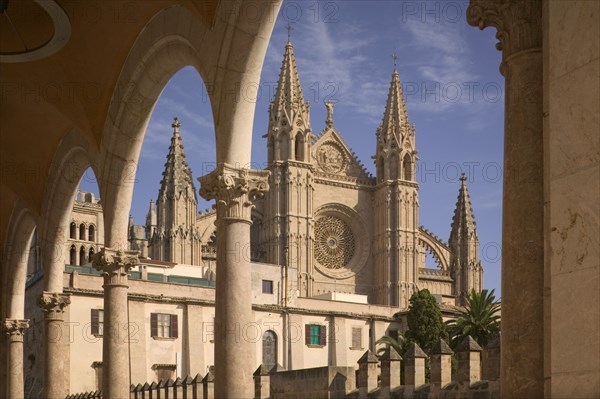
xmin=314 ymin=216 xmax=355 ymax=269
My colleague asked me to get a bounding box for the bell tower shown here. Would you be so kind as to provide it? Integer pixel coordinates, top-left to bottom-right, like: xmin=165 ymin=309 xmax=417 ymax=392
xmin=260 ymin=32 xmax=314 ymax=296
xmin=373 ymin=58 xmax=419 ymax=308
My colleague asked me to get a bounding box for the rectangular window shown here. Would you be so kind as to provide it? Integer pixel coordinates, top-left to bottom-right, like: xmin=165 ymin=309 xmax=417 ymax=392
xmin=151 ymin=313 xmax=178 ymax=339
xmin=305 ymin=324 xmax=327 ymax=347
xmin=389 ymin=329 xmax=399 ymax=342
xmin=262 ymin=280 xmax=273 ymax=294
xmin=91 ymin=309 xmax=104 ymax=336
xmin=351 ymin=327 xmax=362 ymax=349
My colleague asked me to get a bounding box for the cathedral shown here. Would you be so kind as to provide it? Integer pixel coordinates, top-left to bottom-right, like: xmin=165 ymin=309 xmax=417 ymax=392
xmin=129 ymin=37 xmax=483 ymax=309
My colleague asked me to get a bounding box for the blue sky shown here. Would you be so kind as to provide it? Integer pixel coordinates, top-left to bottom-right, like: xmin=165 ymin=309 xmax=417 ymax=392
xmin=81 ymin=1 xmax=504 ymax=296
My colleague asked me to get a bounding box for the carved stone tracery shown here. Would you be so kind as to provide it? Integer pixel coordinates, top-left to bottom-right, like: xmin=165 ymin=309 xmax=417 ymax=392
xmin=314 ymin=216 xmax=355 ymax=269
xmin=198 ymin=164 xmax=270 ymax=223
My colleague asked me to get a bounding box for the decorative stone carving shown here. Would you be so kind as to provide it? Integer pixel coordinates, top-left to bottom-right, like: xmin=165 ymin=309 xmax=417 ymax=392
xmin=198 ymin=163 xmax=270 ymax=223
xmin=317 ymin=142 xmax=345 ymax=174
xmin=38 ymin=291 xmax=71 ymax=317
xmin=467 ymin=0 xmax=542 ymax=68
xmin=2 ymin=319 xmax=29 ymax=340
xmin=92 ymin=247 xmax=139 ymax=285
xmin=312 ymin=204 xmax=370 ymax=279
xmin=314 ymin=216 xmax=355 ymax=269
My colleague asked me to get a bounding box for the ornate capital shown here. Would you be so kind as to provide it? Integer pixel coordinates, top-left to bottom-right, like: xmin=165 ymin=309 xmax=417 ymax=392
xmin=92 ymin=247 xmax=138 ymax=286
xmin=38 ymin=291 xmax=71 ymax=316
xmin=467 ymin=0 xmax=542 ymax=60
xmin=198 ymin=163 xmax=270 ymax=223
xmin=3 ymin=319 xmax=29 ymax=340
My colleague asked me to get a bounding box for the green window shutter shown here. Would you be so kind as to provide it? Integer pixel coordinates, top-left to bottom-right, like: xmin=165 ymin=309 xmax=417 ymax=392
xmin=310 ymin=325 xmax=320 ymax=345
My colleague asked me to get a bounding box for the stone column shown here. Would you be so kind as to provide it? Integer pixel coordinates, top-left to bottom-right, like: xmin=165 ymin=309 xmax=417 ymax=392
xmin=198 ymin=164 xmax=269 ymax=398
xmin=467 ymin=1 xmax=544 ymax=398
xmin=92 ymin=248 xmax=138 ymax=399
xmin=2 ymin=319 xmax=29 ymax=399
xmin=38 ymin=291 xmax=71 ymax=399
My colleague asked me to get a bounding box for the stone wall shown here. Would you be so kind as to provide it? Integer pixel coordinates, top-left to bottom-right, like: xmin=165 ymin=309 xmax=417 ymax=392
xmin=269 ymin=366 xmax=355 ymax=399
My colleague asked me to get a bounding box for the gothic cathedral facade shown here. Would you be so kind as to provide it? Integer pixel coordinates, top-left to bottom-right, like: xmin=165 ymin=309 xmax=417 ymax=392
xmin=129 ymin=39 xmax=483 ymax=308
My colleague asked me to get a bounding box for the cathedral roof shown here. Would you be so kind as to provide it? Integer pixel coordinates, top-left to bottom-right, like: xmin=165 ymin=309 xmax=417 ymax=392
xmin=449 ymin=174 xmax=477 ymax=243
xmin=270 ymin=38 xmax=310 ymax=130
xmin=157 ymin=117 xmax=197 ymax=202
xmin=377 ymin=66 xmax=411 ymax=147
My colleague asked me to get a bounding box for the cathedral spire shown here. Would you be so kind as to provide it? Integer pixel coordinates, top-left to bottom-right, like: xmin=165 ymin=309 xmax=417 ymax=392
xmin=449 ymin=174 xmax=477 ymax=243
xmin=448 ymin=173 xmax=482 ymax=304
xmin=270 ymin=35 xmax=310 ymax=129
xmin=157 ymin=117 xmax=197 ymax=202
xmin=377 ymin=63 xmax=410 ymax=145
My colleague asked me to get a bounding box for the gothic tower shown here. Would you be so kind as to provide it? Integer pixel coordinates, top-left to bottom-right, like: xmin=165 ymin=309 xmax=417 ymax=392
xmin=449 ymin=174 xmax=483 ymax=305
xmin=147 ymin=117 xmax=201 ymax=264
xmin=260 ymin=36 xmax=314 ymax=296
xmin=373 ymin=64 xmax=419 ymax=308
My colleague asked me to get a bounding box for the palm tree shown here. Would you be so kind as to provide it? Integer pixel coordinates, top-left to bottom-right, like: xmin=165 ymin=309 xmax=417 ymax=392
xmin=376 ymin=332 xmax=407 ymax=357
xmin=446 ymin=288 xmax=501 ymax=348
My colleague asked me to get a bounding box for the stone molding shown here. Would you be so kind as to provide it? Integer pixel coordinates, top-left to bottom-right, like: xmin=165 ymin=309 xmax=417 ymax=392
xmin=38 ymin=291 xmax=71 ymax=318
xmin=92 ymin=247 xmax=139 ymax=285
xmin=198 ymin=163 xmax=270 ymax=223
xmin=467 ymin=0 xmax=542 ymax=67
xmin=2 ymin=319 xmax=30 ymax=340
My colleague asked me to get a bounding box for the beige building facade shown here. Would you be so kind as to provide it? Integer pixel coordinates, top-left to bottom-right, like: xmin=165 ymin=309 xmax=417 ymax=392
xmin=21 ymin=38 xmax=486 ymax=394
xmin=130 ymin=39 xmax=484 ymax=309
xmin=2 ymin=1 xmax=598 ymax=398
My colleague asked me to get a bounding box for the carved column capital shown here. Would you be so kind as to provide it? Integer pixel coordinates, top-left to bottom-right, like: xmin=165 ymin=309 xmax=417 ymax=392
xmin=2 ymin=319 xmax=29 ymax=341
xmin=467 ymin=0 xmax=542 ymax=68
xmin=198 ymin=163 xmax=270 ymax=223
xmin=38 ymin=291 xmax=71 ymax=319
xmin=92 ymin=247 xmax=138 ymax=286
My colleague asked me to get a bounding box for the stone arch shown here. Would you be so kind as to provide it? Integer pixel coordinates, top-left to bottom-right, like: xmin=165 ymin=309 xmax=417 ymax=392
xmin=403 ymin=153 xmax=413 ymax=181
xmin=418 ymin=228 xmax=451 ymax=271
xmin=79 ymin=223 xmax=86 ymax=241
xmin=88 ymin=224 xmax=96 ymax=242
xmin=390 ymin=151 xmax=400 ymax=180
xmin=1 ymin=200 xmax=38 ymax=320
xmin=262 ymin=330 xmax=278 ymax=371
xmin=69 ymin=245 xmax=76 ymax=265
xmin=97 ymin=4 xmax=274 ymax=249
xmin=295 ymin=132 xmax=305 ymax=161
xmin=78 ymin=246 xmax=86 ymax=265
xmin=39 ymin=128 xmax=100 ymax=292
